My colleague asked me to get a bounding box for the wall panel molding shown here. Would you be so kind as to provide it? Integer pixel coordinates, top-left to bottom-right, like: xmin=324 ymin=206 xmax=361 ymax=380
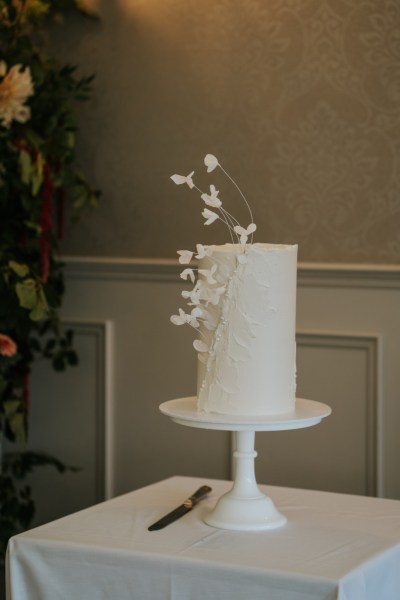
xmin=62 ymin=320 xmax=114 ymax=502
xmin=297 ymin=331 xmax=380 ymax=496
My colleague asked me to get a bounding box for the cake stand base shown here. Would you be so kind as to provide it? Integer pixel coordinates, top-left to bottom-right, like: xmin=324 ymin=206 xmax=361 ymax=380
xmin=204 ymin=430 xmax=287 ymax=530
xmin=160 ymin=397 xmax=331 ymax=531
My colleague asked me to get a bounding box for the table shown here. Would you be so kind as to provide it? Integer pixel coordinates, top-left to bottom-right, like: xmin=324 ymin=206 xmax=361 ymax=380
xmin=6 ymin=476 xmax=400 ymax=600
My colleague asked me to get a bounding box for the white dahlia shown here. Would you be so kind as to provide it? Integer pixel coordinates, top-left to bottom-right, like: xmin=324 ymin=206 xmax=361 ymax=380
xmin=0 ymin=61 xmax=34 ymax=128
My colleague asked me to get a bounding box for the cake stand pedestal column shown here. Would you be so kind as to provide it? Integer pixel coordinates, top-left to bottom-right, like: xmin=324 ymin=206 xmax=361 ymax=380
xmin=159 ymin=397 xmax=331 ymax=531
xmin=204 ymin=429 xmax=286 ymax=530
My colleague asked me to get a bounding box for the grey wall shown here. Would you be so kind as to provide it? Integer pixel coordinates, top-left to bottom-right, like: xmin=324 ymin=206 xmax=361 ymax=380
xmin=54 ymin=0 xmax=400 ymax=264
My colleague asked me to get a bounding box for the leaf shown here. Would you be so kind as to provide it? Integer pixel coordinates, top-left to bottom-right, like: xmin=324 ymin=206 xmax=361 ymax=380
xmin=15 ymin=279 xmax=49 ymax=320
xmin=67 ymin=350 xmax=78 ymax=366
xmin=52 ymin=355 xmax=66 ymax=371
xmin=19 ymin=150 xmax=31 ymax=186
xmin=31 ymin=169 xmax=43 ymax=196
xmin=9 ymin=260 xmax=29 ymax=278
xmin=24 ymin=220 xmax=42 ymax=234
xmin=3 ymin=400 xmax=21 ymax=419
xmin=15 ymin=279 xmax=37 ymax=309
xmin=9 ymin=413 xmax=26 ymax=445
xmin=44 ymin=339 xmax=56 ymax=353
xmin=29 ymin=287 xmax=49 ymax=321
xmin=4 ymin=400 xmax=26 ymax=445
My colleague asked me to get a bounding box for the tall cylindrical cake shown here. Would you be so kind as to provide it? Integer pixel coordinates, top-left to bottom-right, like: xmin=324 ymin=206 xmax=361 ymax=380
xmin=197 ymin=243 xmax=298 ymax=416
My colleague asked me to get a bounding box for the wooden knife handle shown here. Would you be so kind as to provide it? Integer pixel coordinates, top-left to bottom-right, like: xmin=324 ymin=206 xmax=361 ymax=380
xmin=189 ymin=485 xmax=212 ymax=505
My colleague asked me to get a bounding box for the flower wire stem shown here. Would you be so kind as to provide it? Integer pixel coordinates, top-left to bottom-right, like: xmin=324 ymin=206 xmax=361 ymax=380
xmin=218 ymin=164 xmax=255 ymax=244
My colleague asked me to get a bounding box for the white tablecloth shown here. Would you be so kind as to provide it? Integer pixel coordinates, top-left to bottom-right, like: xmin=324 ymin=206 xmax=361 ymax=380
xmin=6 ymin=476 xmax=400 ymax=600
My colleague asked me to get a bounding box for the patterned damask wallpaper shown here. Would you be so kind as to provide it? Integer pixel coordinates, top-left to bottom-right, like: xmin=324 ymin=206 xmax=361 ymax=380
xmin=59 ymin=0 xmax=400 ymax=263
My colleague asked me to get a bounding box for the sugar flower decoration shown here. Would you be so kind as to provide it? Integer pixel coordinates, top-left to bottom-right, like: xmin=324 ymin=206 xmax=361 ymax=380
xmin=193 ymin=338 xmax=209 ymax=354
xmin=0 ymin=62 xmax=34 ymax=128
xmin=171 ymin=308 xmax=202 ymax=328
xmin=201 ymin=185 xmax=222 ymax=208
xmin=198 ymin=264 xmax=217 ymax=285
xmin=180 ymin=268 xmax=196 ymax=284
xmin=195 ymin=244 xmax=209 ymax=259
xmin=170 ymin=153 xmax=257 ymax=359
xmin=202 ymin=208 xmax=219 ymax=225
xmin=204 ymin=154 xmax=219 ymax=172
xmin=170 ymin=171 xmax=195 ymax=189
xmin=234 ymin=223 xmax=257 ymax=244
xmin=177 ymin=250 xmax=193 ymax=264
xmin=170 ymin=308 xmax=187 ymax=326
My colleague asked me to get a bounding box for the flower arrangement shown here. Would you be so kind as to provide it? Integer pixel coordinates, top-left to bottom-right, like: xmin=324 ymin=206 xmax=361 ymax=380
xmin=170 ymin=154 xmax=257 ymax=361
xmin=0 ymin=0 xmax=99 ymax=556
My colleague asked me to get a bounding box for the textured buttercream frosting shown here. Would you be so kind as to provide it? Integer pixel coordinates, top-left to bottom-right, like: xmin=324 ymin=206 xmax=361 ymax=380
xmin=197 ymin=243 xmax=298 ymax=416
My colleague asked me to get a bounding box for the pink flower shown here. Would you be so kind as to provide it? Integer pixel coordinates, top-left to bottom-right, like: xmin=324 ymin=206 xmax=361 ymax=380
xmin=0 ymin=333 xmax=18 ymax=357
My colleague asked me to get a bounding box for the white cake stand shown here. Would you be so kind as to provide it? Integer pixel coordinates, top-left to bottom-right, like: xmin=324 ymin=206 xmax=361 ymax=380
xmin=159 ymin=397 xmax=331 ymax=531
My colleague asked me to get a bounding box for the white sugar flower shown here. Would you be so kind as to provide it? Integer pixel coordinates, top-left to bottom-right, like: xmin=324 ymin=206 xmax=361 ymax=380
xmin=187 ymin=307 xmax=202 ymax=328
xmin=0 ymin=62 xmax=34 ymax=128
xmin=193 ymin=339 xmax=209 ymax=353
xmin=195 ymin=244 xmax=207 ymax=259
xmin=171 ymin=307 xmax=202 ymax=327
xmin=202 ymin=208 xmax=219 ymax=225
xmin=180 ymin=268 xmax=195 ymax=284
xmin=202 ymin=285 xmax=225 ymax=306
xmin=200 ymin=308 xmax=218 ymax=331
xmin=182 ymin=280 xmax=203 ymax=305
xmin=177 ymin=250 xmax=193 ymax=264
xmin=233 ymin=223 xmax=257 ymax=244
xmin=201 ymin=185 xmax=222 ymax=208
xmin=171 ymin=171 xmax=195 ymax=189
xmin=170 ymin=308 xmax=187 ymax=326
xmin=195 ymin=244 xmax=213 ymax=259
xmin=204 ymin=154 xmax=219 ymax=173
xmin=199 ymin=263 xmax=217 ymax=285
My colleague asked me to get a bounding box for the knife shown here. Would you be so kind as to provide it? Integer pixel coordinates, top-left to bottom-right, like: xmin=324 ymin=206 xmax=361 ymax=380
xmin=148 ymin=485 xmax=212 ymax=531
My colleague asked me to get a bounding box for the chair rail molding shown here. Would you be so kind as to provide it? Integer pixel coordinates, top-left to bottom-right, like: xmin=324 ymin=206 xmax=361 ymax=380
xmin=64 ymin=256 xmax=400 ymax=288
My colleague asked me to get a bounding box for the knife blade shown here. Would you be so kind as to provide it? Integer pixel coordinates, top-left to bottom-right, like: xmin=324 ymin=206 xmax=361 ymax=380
xmin=148 ymin=485 xmax=212 ymax=531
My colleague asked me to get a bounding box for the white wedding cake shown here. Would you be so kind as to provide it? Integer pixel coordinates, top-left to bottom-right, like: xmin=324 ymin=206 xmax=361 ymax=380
xmin=196 ymin=243 xmax=297 ymax=416
xmin=170 ymin=154 xmax=298 ymax=417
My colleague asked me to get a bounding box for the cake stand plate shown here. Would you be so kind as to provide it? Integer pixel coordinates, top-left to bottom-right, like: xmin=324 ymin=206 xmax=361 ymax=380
xmin=159 ymin=397 xmax=331 ymax=431
xmin=159 ymin=397 xmax=331 ymax=531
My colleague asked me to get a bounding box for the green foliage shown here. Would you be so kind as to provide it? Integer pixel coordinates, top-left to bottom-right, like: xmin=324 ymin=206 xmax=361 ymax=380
xmin=0 ymin=451 xmax=79 ymax=556
xmin=0 ymin=0 xmax=99 ymax=555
